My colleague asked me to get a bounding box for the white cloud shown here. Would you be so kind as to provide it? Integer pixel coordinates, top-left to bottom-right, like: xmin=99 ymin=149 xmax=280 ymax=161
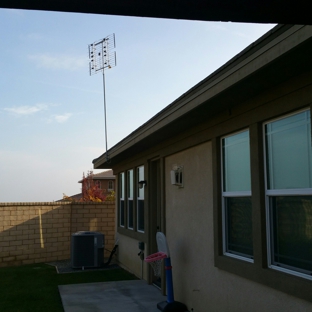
xmin=28 ymin=53 xmax=86 ymax=71
xmin=4 ymin=103 xmax=48 ymax=116
xmin=53 ymin=113 xmax=72 ymax=123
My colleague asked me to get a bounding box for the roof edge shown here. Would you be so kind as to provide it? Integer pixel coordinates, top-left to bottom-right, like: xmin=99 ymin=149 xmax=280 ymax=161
xmin=93 ymin=24 xmax=305 ymax=169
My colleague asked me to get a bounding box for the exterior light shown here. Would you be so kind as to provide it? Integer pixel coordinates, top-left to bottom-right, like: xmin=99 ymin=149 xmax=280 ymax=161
xmin=138 ymin=180 xmax=147 ymax=189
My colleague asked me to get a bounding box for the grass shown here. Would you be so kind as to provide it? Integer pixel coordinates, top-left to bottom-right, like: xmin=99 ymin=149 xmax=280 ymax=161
xmin=0 ymin=263 xmax=137 ymax=312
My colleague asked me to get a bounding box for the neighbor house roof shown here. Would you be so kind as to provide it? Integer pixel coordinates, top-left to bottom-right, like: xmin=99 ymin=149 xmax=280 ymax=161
xmin=92 ymin=170 xmax=115 ymax=180
xmin=93 ymin=24 xmax=312 ymax=169
xmin=78 ymin=170 xmax=115 ymax=183
xmin=56 ymin=193 xmax=82 ymax=202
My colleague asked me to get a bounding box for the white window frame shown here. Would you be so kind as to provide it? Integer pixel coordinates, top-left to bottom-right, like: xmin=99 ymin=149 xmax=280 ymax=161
xmin=264 ymin=108 xmax=312 ymax=280
xmin=127 ymin=169 xmax=134 ymax=230
xmin=119 ymin=172 xmax=125 ymax=228
xmin=221 ymin=129 xmax=253 ymax=263
xmin=108 ymin=180 xmax=113 ymax=191
xmin=137 ymin=165 xmax=145 ymax=233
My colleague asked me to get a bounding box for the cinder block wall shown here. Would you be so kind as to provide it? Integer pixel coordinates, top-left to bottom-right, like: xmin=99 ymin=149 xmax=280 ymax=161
xmin=70 ymin=203 xmax=116 ymax=256
xmin=0 ymin=202 xmax=115 ymax=268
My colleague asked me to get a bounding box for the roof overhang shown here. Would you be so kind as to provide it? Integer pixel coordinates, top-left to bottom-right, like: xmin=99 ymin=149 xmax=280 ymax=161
xmin=93 ymin=25 xmax=312 ymax=169
xmin=1 ymin=0 xmax=312 ymax=25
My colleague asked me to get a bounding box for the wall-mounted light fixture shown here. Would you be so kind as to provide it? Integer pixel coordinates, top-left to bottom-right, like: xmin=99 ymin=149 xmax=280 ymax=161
xmin=138 ymin=180 xmax=147 ymax=189
xmin=170 ymin=165 xmax=183 ymax=188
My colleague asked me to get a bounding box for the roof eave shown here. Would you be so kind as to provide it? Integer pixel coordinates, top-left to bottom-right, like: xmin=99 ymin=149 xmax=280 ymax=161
xmin=93 ymin=24 xmax=312 ymax=169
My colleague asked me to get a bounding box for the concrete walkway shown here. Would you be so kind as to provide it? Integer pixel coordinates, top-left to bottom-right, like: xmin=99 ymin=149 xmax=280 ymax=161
xmin=59 ymin=280 xmax=167 ymax=312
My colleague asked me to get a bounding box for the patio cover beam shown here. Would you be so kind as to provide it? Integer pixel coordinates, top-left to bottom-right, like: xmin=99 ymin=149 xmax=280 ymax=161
xmin=1 ymin=0 xmax=312 ymax=25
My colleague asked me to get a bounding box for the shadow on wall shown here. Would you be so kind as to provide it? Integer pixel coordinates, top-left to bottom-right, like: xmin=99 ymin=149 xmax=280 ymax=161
xmin=0 ymin=202 xmax=115 ymax=267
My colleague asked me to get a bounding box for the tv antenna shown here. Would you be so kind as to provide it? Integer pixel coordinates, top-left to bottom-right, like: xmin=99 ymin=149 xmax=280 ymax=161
xmin=88 ymin=34 xmax=116 ymax=162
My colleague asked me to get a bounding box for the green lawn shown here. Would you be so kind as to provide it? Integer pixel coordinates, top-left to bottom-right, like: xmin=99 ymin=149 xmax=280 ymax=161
xmin=0 ymin=263 xmax=137 ymax=312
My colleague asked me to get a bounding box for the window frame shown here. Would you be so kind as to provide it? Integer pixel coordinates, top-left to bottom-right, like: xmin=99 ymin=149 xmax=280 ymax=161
xmin=127 ymin=169 xmax=134 ymax=230
xmin=137 ymin=165 xmax=145 ymax=233
xmin=213 ymin=108 xmax=312 ymax=304
xmin=108 ymin=180 xmax=114 ymax=191
xmin=119 ymin=172 xmax=125 ymax=228
xmin=117 ymin=165 xmax=145 ymax=236
xmin=221 ymin=129 xmax=254 ymax=262
xmin=263 ymin=109 xmax=312 ymax=280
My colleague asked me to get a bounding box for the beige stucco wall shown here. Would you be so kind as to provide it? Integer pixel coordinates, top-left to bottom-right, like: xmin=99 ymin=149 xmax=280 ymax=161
xmin=165 ymin=142 xmax=312 ymax=312
xmin=117 ymin=233 xmax=149 ymax=279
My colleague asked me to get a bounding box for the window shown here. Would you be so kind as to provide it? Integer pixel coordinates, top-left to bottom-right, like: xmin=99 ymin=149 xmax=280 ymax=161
xmin=222 ymin=130 xmax=253 ymax=260
xmin=265 ymin=109 xmax=312 ymax=278
xmin=137 ymin=166 xmax=145 ymax=232
xmin=127 ymin=169 xmax=134 ymax=230
xmin=118 ymin=165 xmax=145 ymax=234
xmin=119 ymin=172 xmax=125 ymax=227
xmin=108 ymin=180 xmax=113 ymax=191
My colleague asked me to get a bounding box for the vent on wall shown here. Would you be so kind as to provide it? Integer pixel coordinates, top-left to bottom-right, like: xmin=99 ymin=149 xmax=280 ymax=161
xmin=71 ymin=231 xmax=104 ymax=269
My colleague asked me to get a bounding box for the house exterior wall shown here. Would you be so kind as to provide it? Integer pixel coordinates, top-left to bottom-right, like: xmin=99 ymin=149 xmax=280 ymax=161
xmin=95 ymin=26 xmax=312 ymax=311
xmin=117 ymin=233 xmax=149 ymax=279
xmin=113 ymin=164 xmax=150 ymax=279
xmin=165 ymin=142 xmax=212 ymax=310
xmin=110 ymin=68 xmax=312 ymax=310
xmin=96 ymin=179 xmax=115 ymax=194
xmin=165 ymin=142 xmax=312 ymax=312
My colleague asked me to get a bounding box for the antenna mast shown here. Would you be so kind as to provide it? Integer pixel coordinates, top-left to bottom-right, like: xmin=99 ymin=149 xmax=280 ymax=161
xmin=88 ymin=34 xmax=116 ymax=162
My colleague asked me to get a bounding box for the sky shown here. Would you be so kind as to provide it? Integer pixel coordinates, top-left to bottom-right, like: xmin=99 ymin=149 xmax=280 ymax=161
xmin=0 ymin=9 xmax=275 ymax=202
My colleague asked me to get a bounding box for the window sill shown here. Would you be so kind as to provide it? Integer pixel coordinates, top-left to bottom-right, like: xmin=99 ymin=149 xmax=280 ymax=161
xmin=118 ymin=226 xmax=147 ymax=241
xmin=269 ymin=264 xmax=312 ymax=281
xmin=223 ymin=252 xmax=254 ymax=263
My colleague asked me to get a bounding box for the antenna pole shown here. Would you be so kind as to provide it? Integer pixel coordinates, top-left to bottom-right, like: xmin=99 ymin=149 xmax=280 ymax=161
xmin=88 ymin=34 xmax=116 ymax=163
xmin=102 ymin=69 xmax=109 ymax=162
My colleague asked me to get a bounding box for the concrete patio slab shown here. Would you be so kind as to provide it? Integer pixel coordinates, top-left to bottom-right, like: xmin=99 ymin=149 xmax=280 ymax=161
xmin=59 ymin=280 xmax=167 ymax=312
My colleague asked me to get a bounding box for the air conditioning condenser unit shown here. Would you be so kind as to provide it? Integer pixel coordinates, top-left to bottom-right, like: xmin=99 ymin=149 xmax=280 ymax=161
xmin=71 ymin=231 xmax=104 ymax=269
